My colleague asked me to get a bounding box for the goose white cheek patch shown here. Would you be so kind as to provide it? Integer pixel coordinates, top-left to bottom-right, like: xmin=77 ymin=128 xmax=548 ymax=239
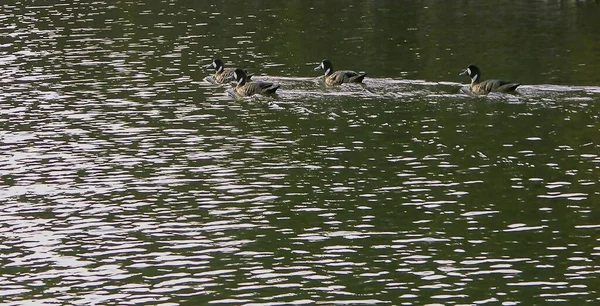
xmin=467 ymin=68 xmax=471 ymax=76
xmin=325 ymin=68 xmax=331 ymax=75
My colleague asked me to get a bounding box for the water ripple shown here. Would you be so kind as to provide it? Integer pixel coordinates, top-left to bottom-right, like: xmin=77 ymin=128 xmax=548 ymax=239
xmin=1 ymin=1 xmax=599 ymax=305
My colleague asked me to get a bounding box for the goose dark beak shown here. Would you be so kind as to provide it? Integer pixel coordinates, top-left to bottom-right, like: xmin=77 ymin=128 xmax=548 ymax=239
xmin=459 ymin=70 xmax=468 ymax=76
xmin=314 ymin=64 xmax=322 ymax=71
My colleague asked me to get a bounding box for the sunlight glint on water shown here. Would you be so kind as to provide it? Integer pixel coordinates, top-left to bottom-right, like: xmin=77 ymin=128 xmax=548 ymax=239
xmin=1 ymin=0 xmax=599 ymax=305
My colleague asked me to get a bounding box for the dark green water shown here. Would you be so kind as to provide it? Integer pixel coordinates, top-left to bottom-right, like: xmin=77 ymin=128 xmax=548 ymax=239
xmin=1 ymin=1 xmax=599 ymax=305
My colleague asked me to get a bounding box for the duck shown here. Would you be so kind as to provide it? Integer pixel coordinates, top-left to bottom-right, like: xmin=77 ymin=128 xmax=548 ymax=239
xmin=232 ymin=68 xmax=280 ymax=97
xmin=459 ymin=64 xmax=520 ymax=95
xmin=205 ymin=59 xmax=252 ymax=84
xmin=314 ymin=59 xmax=366 ymax=86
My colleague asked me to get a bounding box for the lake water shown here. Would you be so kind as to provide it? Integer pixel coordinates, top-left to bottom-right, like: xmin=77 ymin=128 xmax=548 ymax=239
xmin=1 ymin=1 xmax=599 ymax=305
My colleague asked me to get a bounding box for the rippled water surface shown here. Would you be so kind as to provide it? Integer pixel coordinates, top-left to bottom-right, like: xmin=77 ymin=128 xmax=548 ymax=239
xmin=1 ymin=1 xmax=599 ymax=305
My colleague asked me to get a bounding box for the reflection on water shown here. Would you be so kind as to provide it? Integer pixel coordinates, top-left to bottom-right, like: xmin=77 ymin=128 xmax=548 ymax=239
xmin=1 ymin=0 xmax=599 ymax=305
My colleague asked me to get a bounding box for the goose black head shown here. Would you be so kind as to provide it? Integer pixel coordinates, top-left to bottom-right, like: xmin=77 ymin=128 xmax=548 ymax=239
xmin=314 ymin=59 xmax=334 ymax=76
xmin=459 ymin=64 xmax=481 ymax=83
xmin=205 ymin=59 xmax=225 ymax=72
xmin=233 ymin=68 xmax=247 ymax=86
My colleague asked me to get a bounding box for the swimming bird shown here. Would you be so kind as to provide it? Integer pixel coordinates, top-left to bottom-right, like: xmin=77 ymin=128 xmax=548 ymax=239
xmin=205 ymin=59 xmax=252 ymax=84
xmin=232 ymin=68 xmax=279 ymax=97
xmin=314 ymin=59 xmax=366 ymax=86
xmin=459 ymin=64 xmax=520 ymax=95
